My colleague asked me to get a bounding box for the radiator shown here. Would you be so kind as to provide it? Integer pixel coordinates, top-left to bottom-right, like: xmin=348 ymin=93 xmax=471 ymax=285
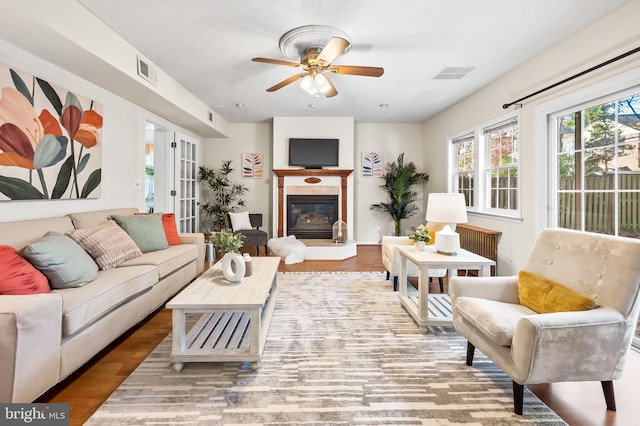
xmin=457 ymin=223 xmax=502 ymax=276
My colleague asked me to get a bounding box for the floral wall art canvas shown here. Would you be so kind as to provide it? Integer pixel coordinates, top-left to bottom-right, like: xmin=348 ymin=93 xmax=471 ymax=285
xmin=0 ymin=63 xmax=103 ymax=201
xmin=242 ymin=152 xmax=263 ymax=178
xmin=361 ymin=151 xmax=382 ymax=177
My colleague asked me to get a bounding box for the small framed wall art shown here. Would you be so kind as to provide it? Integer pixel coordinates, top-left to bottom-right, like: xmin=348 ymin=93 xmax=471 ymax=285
xmin=361 ymin=151 xmax=382 ymax=177
xmin=242 ymin=153 xmax=263 ymax=178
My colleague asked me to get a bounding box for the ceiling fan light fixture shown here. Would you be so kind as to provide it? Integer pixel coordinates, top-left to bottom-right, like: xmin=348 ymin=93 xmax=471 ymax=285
xmin=254 ymin=25 xmax=383 ymax=99
xmin=300 ymin=72 xmax=331 ymax=96
xmin=314 ymin=73 xmax=330 ymax=93
xmin=300 ymin=74 xmax=314 ymax=93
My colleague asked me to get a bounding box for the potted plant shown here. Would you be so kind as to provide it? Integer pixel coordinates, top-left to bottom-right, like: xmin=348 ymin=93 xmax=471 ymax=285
xmin=212 ymin=229 xmax=245 ymax=256
xmin=198 ymin=159 xmax=248 ymax=232
xmin=370 ymin=153 xmax=429 ymax=236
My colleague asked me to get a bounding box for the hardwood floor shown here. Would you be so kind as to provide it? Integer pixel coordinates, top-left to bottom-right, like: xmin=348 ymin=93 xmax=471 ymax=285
xmin=38 ymin=245 xmax=639 ymax=425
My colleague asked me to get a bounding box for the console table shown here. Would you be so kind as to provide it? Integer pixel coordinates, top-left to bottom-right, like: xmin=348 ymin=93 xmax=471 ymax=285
xmin=396 ymin=245 xmax=495 ymax=333
xmin=166 ymin=256 xmax=280 ymax=371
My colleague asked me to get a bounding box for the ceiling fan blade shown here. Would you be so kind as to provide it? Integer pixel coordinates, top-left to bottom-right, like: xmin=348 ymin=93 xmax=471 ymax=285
xmin=324 ymin=74 xmax=338 ymax=98
xmin=317 ymin=37 xmax=350 ymax=64
xmin=266 ymin=73 xmax=307 ymax=92
xmin=329 ymin=65 xmax=384 ymax=77
xmin=252 ymin=57 xmax=300 ymax=67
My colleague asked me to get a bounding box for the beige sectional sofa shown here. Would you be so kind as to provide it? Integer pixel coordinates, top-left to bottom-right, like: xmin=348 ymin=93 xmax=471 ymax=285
xmin=0 ymin=208 xmax=204 ymax=403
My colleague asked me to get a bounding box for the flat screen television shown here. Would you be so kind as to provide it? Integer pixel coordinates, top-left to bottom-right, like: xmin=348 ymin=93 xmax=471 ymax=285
xmin=288 ymin=138 xmax=339 ymax=169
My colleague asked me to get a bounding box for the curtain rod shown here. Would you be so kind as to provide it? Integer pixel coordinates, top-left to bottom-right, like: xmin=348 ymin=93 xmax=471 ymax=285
xmin=502 ymin=46 xmax=640 ymax=109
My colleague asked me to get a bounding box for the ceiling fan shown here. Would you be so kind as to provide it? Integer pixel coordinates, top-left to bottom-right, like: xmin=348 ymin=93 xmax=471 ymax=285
xmin=252 ymin=26 xmax=384 ymax=98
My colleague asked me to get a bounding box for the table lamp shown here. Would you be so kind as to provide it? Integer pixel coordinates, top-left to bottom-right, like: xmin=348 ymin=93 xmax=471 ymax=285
xmin=425 ymin=193 xmax=468 ymax=255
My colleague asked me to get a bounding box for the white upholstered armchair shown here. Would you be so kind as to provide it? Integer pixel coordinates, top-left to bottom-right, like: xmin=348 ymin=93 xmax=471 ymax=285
xmin=381 ymin=235 xmax=447 ymax=292
xmin=451 ymin=228 xmax=640 ymax=415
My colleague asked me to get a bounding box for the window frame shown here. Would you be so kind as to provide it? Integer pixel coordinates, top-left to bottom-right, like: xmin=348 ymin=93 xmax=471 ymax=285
xmin=448 ymin=111 xmax=522 ymax=219
xmin=547 ymin=85 xmax=640 ymax=236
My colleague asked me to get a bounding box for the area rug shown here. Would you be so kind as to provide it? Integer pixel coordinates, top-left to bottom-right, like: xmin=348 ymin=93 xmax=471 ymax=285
xmin=86 ymin=272 xmax=566 ymax=425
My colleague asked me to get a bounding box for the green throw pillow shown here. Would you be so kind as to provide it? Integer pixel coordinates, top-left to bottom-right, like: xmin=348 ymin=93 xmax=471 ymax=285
xmin=518 ymin=270 xmax=597 ymax=314
xmin=111 ymin=213 xmax=169 ymax=253
xmin=22 ymin=231 xmax=98 ymax=289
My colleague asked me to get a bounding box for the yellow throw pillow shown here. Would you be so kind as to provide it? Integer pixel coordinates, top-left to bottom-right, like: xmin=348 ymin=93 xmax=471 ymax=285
xmin=426 ymin=230 xmax=436 ymax=245
xmin=518 ymin=270 xmax=597 ymax=314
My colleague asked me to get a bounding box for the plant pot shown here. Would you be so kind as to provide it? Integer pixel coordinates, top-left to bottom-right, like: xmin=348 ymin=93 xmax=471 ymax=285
xmin=414 ymin=241 xmax=426 ymax=251
xmin=221 ymin=253 xmax=245 ymax=283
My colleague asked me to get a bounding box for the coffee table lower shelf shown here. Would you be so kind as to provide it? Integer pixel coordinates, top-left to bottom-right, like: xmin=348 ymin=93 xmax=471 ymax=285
xmin=170 ymin=286 xmax=278 ymax=372
xmin=399 ymin=294 xmax=453 ymax=331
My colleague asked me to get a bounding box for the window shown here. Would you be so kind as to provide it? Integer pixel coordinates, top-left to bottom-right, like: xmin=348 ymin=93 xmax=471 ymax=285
xmin=551 ymin=91 xmax=640 ymax=238
xmin=484 ymin=118 xmax=519 ymax=212
xmin=452 ymin=134 xmax=475 ymax=207
xmin=549 ymin=87 xmax=640 ymax=351
xmin=450 ymin=114 xmax=520 ymax=217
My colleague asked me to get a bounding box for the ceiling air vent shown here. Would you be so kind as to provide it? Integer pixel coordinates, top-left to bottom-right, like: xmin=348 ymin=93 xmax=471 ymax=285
xmin=137 ymin=55 xmax=158 ymax=85
xmin=433 ymin=66 xmax=477 ymax=80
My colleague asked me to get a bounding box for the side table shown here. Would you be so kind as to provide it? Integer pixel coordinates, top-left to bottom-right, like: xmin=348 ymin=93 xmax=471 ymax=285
xmin=396 ymin=245 xmax=495 ymax=333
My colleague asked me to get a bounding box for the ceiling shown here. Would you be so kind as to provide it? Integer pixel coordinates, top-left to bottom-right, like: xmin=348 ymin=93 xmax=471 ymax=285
xmin=77 ymin=0 xmax=629 ymax=124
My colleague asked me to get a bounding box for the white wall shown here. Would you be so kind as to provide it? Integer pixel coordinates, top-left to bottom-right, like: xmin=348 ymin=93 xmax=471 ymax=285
xmin=271 ymin=117 xmax=356 ymax=238
xmin=0 ymin=1 xmax=220 ymax=224
xmin=0 ymin=40 xmax=144 ymax=222
xmin=355 ymin=123 xmax=428 ymax=243
xmin=199 ymin=120 xmax=429 ymax=242
xmin=200 ymin=124 xmax=272 ymax=233
xmin=272 ymin=117 xmax=355 ymax=169
xmin=423 ymin=1 xmax=640 ymax=275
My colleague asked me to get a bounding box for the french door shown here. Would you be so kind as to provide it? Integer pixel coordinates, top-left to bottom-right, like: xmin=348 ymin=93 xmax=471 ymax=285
xmin=173 ymin=133 xmax=199 ymax=232
xmin=144 ymin=120 xmax=200 ymax=232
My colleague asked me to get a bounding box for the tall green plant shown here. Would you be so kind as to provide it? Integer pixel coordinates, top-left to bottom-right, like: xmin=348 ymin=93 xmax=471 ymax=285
xmin=370 ymin=153 xmax=429 ymax=236
xmin=198 ymin=160 xmax=247 ymax=231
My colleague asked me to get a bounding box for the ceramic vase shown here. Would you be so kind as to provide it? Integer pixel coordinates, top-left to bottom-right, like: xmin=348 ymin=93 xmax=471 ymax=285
xmin=414 ymin=241 xmax=426 ymax=251
xmin=221 ymin=253 xmax=245 ymax=283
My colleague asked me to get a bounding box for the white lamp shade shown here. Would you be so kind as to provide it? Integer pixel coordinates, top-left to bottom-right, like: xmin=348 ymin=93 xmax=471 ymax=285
xmin=425 ymin=193 xmax=468 ymax=224
xmin=425 ymin=193 xmax=468 ymax=255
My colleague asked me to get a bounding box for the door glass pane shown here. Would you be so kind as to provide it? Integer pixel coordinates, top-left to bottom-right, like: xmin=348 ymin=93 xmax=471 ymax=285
xmin=176 ymin=135 xmax=198 ymax=233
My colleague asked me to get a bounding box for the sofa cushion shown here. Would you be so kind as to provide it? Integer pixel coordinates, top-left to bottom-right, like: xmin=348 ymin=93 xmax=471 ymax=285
xmin=162 ymin=213 xmax=181 ymax=245
xmin=455 ymin=297 xmax=537 ymax=346
xmin=52 ymin=265 xmax=158 ymax=337
xmin=21 ymin=232 xmax=98 ymax=289
xmin=111 ymin=213 xmax=169 ymax=253
xmin=0 ymin=216 xmax=75 ymax=251
xmin=67 ymin=208 xmax=138 ymax=230
xmin=67 ymin=220 xmax=143 ymax=270
xmin=119 ymin=244 xmax=198 ymax=280
xmin=0 ymin=245 xmax=49 ymax=295
xmin=518 ymin=270 xmax=597 ymax=314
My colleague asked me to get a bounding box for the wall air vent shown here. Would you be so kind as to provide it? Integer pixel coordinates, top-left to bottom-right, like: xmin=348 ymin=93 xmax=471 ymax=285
xmin=433 ymin=66 xmax=477 ymax=80
xmin=137 ymin=55 xmax=158 ymax=85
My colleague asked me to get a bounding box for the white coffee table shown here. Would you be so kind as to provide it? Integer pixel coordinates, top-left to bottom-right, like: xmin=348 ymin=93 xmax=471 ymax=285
xmin=166 ymin=256 xmax=280 ymax=371
xmin=396 ymin=245 xmax=495 ymax=332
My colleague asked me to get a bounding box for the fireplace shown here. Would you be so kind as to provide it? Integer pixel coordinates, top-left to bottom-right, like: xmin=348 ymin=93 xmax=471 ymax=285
xmin=287 ymin=195 xmax=338 ymax=239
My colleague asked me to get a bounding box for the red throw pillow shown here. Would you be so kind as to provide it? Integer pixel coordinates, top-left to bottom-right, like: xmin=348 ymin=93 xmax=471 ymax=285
xmin=0 ymin=245 xmax=50 ymax=295
xmin=162 ymin=213 xmax=181 ymax=245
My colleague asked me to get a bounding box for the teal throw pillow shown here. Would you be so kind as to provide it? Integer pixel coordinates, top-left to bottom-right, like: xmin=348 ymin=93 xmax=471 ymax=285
xmin=21 ymin=231 xmax=98 ymax=289
xmin=111 ymin=213 xmax=169 ymax=253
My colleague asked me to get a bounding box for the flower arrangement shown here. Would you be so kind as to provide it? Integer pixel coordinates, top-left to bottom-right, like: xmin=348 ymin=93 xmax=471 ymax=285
xmin=412 ymin=224 xmax=432 ymax=243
